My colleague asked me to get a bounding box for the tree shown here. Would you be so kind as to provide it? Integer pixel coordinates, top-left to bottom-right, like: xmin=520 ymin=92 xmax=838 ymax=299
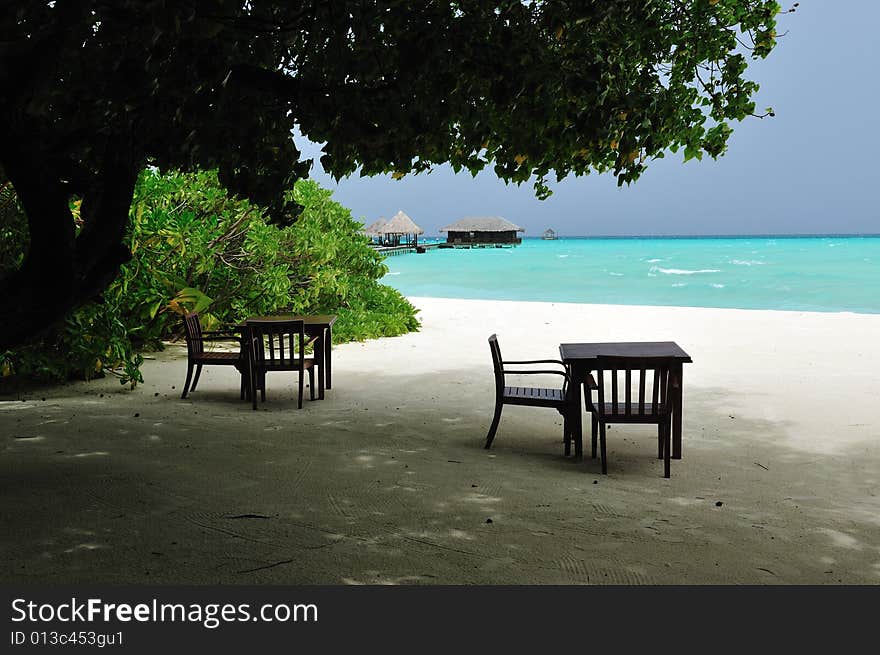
xmin=1 ymin=170 xmax=420 ymax=385
xmin=0 ymin=0 xmax=786 ymax=349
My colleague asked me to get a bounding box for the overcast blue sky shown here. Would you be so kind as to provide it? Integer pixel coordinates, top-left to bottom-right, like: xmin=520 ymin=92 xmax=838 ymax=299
xmin=298 ymin=2 xmax=880 ymax=237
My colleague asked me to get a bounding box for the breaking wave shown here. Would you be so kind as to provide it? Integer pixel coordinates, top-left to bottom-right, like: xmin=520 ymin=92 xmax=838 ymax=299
xmin=651 ymin=266 xmax=721 ymax=275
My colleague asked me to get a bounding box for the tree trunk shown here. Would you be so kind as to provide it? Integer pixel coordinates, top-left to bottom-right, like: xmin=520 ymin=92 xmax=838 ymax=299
xmin=0 ymin=138 xmax=138 ymax=350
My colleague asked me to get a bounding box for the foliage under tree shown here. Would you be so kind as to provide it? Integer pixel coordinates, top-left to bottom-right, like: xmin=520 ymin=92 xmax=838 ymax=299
xmin=1 ymin=171 xmax=419 ymax=384
xmin=0 ymin=1 xmax=788 ymax=349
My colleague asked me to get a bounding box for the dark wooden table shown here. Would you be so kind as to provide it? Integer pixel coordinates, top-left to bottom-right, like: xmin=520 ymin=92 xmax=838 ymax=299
xmin=236 ymin=315 xmax=337 ymax=399
xmin=559 ymin=342 xmax=692 ymax=459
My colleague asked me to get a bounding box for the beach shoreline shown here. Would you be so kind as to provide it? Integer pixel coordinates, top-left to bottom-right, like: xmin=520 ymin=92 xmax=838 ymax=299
xmin=382 ymin=235 xmax=880 ymax=314
xmin=2 ymin=296 xmax=879 ymax=584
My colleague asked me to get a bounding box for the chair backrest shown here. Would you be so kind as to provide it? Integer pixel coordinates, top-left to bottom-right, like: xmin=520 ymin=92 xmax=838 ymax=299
xmin=488 ymin=334 xmax=504 ymax=397
xmin=183 ymin=312 xmax=203 ymax=356
xmin=595 ymin=356 xmax=672 ymax=419
xmin=247 ymin=319 xmax=306 ymax=364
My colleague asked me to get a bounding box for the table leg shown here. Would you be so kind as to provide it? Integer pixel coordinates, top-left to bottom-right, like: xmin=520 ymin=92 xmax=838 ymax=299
xmin=573 ymin=380 xmax=583 ymax=459
xmin=247 ymin=334 xmax=259 ymax=410
xmin=673 ymin=362 xmax=683 ymax=459
xmin=568 ymin=364 xmax=584 ymax=459
xmin=326 ymin=325 xmax=332 ymax=390
xmin=563 ymin=388 xmax=573 ymax=457
xmin=240 ymin=331 xmax=254 ymax=402
xmin=317 ymin=330 xmax=326 ymax=400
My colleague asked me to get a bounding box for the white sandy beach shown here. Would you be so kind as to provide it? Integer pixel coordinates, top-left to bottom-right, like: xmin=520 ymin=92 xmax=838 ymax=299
xmin=2 ymin=297 xmax=879 ymax=584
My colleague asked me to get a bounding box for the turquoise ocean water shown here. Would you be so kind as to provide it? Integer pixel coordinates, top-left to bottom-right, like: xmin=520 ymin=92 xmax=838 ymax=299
xmin=382 ymin=236 xmax=880 ymax=313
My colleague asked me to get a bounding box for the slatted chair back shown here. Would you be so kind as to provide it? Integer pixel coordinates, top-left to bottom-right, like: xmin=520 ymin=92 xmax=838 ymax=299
xmin=595 ymin=356 xmax=673 ymax=420
xmin=183 ymin=312 xmax=204 ymax=356
xmin=488 ymin=334 xmax=505 ymax=398
xmin=247 ymin=320 xmax=306 ymax=365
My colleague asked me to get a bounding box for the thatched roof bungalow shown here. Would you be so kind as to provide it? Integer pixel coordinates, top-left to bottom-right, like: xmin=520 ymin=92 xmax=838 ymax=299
xmin=364 ymin=210 xmax=424 ymax=247
xmin=380 ymin=211 xmax=424 ymax=239
xmin=362 ymin=217 xmax=388 ymax=246
xmin=363 ymin=217 xmax=388 ymax=237
xmin=439 ymin=216 xmax=524 ymax=246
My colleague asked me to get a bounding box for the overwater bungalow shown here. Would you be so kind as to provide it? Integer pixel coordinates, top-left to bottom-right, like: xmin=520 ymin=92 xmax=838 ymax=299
xmin=377 ymin=210 xmax=424 ymax=247
xmin=542 ymin=228 xmax=558 ymax=240
xmin=363 ymin=217 xmax=389 ymax=245
xmin=439 ymin=216 xmax=524 ymax=247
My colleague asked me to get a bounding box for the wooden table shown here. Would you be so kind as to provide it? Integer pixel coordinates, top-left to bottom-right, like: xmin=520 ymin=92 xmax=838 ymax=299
xmin=559 ymin=342 xmax=692 ymax=459
xmin=236 ymin=315 xmax=337 ymax=399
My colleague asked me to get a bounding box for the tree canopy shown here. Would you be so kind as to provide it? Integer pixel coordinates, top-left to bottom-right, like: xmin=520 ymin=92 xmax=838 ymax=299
xmin=0 ymin=0 xmax=786 ymax=348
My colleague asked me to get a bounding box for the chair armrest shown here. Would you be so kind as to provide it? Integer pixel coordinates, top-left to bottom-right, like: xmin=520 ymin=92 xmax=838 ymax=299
xmin=504 ymin=369 xmax=569 ymax=378
xmin=198 ymin=334 xmax=243 ymax=343
xmin=505 ymin=359 xmax=567 ymax=366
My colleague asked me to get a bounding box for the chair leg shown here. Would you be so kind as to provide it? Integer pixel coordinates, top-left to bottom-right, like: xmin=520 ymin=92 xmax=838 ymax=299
xmin=317 ymin=341 xmax=326 ymax=400
xmin=260 ymin=373 xmax=266 ymax=403
xmin=599 ymin=422 xmax=608 ymax=474
xmin=308 ymin=367 xmax=315 ymax=401
xmin=181 ymin=363 xmax=194 ymax=399
xmin=591 ymin=414 xmax=598 ymax=459
xmin=298 ymin=368 xmax=304 ymax=409
xmin=240 ymin=372 xmax=246 ymax=400
xmin=485 ymin=402 xmax=503 ymax=449
xmin=663 ymin=419 xmax=671 ymax=479
xmin=658 ymin=424 xmax=664 ymax=459
xmin=190 ymin=365 xmax=203 ymax=392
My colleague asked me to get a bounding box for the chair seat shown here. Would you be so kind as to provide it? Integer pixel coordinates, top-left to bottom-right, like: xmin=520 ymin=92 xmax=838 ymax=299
xmin=503 ymin=385 xmax=567 ymax=407
xmin=192 ymin=351 xmax=242 ymax=364
xmin=257 ymin=358 xmax=315 ymax=371
xmin=591 ymin=402 xmax=668 ymax=422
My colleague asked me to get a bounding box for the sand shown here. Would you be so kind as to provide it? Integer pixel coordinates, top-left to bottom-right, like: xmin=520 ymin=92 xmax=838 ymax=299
xmin=2 ymin=297 xmax=879 ymax=584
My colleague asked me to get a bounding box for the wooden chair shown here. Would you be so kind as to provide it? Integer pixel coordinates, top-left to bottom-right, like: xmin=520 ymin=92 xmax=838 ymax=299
xmin=181 ymin=312 xmax=246 ymax=400
xmin=246 ymin=319 xmax=318 ymax=410
xmin=585 ymin=356 xmax=679 ymax=478
xmin=485 ymin=335 xmax=577 ymax=454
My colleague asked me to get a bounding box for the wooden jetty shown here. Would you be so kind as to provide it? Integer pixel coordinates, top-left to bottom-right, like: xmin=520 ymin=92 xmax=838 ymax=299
xmin=371 ymin=243 xmax=442 ymax=256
